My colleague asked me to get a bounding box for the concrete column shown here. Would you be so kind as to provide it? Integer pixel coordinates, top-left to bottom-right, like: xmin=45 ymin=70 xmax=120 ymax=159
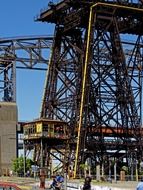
xmin=96 ymin=164 xmax=100 ymax=181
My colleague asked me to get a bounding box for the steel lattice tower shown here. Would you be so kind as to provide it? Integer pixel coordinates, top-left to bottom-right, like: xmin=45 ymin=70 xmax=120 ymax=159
xmin=37 ymin=0 xmax=143 ymax=178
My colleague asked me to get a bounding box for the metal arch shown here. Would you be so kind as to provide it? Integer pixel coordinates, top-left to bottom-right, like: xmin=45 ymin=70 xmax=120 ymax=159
xmin=0 ymin=35 xmax=53 ymax=102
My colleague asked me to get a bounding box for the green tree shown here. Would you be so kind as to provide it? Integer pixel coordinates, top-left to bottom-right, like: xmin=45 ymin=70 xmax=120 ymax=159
xmin=80 ymin=163 xmax=89 ymax=177
xmin=12 ymin=156 xmax=33 ymax=176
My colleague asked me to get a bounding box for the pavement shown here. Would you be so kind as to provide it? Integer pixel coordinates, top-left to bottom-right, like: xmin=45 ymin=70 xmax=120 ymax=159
xmin=0 ymin=177 xmax=139 ymax=190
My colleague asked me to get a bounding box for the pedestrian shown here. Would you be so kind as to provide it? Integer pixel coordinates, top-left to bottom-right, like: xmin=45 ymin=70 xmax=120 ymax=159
xmin=9 ymin=170 xmax=13 ymax=177
xmin=40 ymin=174 xmax=46 ymax=189
xmin=50 ymin=175 xmax=58 ymax=189
xmin=26 ymin=170 xmax=30 ymax=177
xmin=136 ymin=177 xmax=143 ymax=190
xmin=50 ymin=173 xmax=64 ymax=190
xmin=83 ymin=176 xmax=92 ymax=190
xmin=39 ymin=169 xmax=46 ymax=189
xmin=56 ymin=173 xmax=64 ymax=184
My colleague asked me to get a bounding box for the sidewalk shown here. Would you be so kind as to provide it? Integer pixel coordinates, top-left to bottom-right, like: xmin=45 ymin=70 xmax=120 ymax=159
xmin=92 ymin=181 xmax=138 ymax=190
xmin=0 ymin=177 xmax=139 ymax=190
xmin=68 ymin=180 xmax=138 ymax=190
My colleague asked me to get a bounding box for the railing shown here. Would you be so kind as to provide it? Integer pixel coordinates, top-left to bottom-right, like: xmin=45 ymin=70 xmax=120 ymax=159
xmin=0 ymin=35 xmax=53 ymax=43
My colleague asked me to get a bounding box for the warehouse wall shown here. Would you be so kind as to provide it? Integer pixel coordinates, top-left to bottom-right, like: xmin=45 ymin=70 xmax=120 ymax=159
xmin=0 ymin=102 xmax=17 ymax=176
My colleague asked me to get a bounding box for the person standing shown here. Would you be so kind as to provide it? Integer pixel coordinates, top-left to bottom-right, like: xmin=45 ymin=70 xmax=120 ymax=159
xmin=83 ymin=176 xmax=92 ymax=190
xmin=136 ymin=178 xmax=143 ymax=190
xmin=39 ymin=169 xmax=46 ymax=189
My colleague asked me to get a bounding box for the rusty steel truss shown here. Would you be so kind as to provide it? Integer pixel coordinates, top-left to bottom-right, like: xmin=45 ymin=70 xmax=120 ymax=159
xmin=37 ymin=0 xmax=143 ymax=178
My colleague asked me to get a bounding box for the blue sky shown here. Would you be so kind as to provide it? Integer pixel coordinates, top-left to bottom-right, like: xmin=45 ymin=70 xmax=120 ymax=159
xmin=0 ymin=0 xmax=54 ymax=121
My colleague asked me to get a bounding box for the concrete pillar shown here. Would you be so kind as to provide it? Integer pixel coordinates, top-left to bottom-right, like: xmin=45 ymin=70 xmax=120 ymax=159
xmin=96 ymin=164 xmax=100 ymax=181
